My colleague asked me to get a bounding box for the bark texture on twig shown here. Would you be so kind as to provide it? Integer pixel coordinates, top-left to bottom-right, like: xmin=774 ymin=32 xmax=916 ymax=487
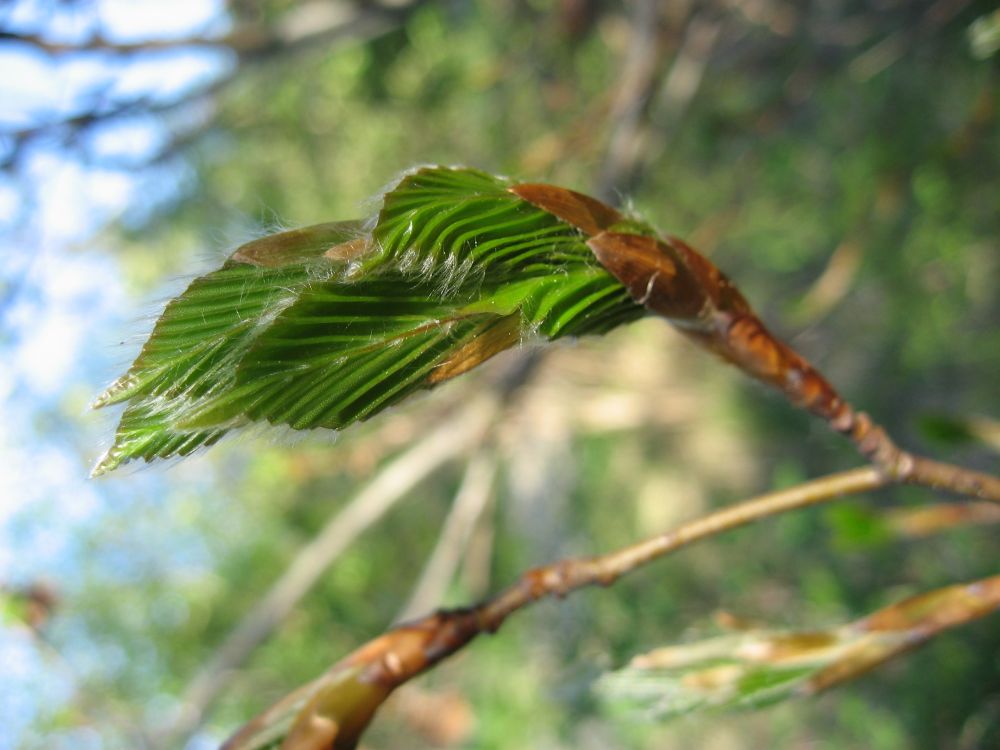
xmin=220 ymin=468 xmax=885 ymax=749
xmin=223 ymin=442 xmax=999 ymax=749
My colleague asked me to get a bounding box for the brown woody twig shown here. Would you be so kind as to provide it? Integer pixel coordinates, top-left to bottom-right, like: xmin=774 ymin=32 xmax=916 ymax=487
xmin=222 ymin=455 xmax=999 ymax=749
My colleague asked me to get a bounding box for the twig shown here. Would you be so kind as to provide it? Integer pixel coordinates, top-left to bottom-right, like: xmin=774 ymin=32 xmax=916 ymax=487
xmin=220 ymin=466 xmax=885 ymax=749
xmin=883 ymin=501 xmax=1000 ymax=538
xmin=396 ymin=451 xmax=498 ymax=623
xmin=595 ymin=0 xmax=670 ymax=203
xmin=222 ymin=453 xmax=1000 ymax=748
xmin=477 ymin=467 xmax=885 ymax=623
xmin=835 ymin=413 xmax=1000 ymax=502
xmin=646 ymin=11 xmax=722 ymax=158
xmin=0 ymin=0 xmax=425 ymax=169
xmin=0 ymin=0 xmax=419 ymax=58
xmin=847 ymin=0 xmax=972 ymax=81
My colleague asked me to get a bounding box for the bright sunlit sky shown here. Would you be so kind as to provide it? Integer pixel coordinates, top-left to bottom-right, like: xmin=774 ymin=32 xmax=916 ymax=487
xmin=0 ymin=2 xmax=236 ymax=747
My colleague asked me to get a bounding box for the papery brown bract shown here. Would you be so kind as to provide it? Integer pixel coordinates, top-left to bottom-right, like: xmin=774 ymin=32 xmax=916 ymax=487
xmin=586 ymin=230 xmax=850 ymax=426
xmin=509 ymin=183 xmax=626 ymax=236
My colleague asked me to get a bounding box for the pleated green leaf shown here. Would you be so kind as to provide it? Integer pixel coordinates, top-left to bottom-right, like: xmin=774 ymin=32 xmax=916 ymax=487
xmin=598 ymin=576 xmax=1000 ymax=722
xmin=93 ymin=167 xmax=645 ymax=475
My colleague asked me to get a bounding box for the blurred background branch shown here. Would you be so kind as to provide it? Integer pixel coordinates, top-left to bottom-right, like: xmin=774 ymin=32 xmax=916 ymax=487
xmin=0 ymin=0 xmax=426 ymax=171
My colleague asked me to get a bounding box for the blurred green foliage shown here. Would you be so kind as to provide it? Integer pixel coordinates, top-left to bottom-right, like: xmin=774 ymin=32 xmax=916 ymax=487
xmin=21 ymin=0 xmax=1000 ymax=748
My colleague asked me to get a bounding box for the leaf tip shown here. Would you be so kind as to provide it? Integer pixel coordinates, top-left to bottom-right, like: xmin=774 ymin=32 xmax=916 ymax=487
xmin=91 ymin=375 xmax=134 ymax=410
xmin=89 ymin=450 xmax=118 ymax=478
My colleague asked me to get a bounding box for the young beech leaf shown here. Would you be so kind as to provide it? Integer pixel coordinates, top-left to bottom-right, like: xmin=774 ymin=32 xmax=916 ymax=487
xmin=93 ymin=167 xmax=644 ymax=475
xmin=96 ymin=165 xmax=850 ymax=476
xmin=597 ymin=576 xmax=1000 ymax=722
